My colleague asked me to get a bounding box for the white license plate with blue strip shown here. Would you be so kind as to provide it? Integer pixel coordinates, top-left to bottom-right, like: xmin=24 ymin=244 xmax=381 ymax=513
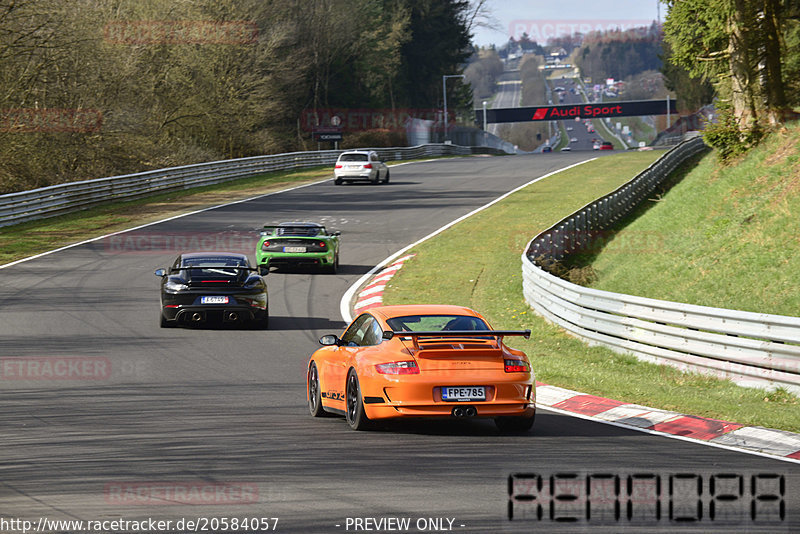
xmin=200 ymin=296 xmax=229 ymax=304
xmin=442 ymin=386 xmax=485 ymax=402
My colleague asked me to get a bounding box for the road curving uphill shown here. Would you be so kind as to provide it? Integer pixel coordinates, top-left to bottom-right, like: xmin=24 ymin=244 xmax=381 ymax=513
xmin=1 ymin=151 xmax=798 ymax=532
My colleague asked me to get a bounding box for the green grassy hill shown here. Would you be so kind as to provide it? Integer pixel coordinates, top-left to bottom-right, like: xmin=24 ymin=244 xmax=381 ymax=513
xmin=383 ymin=150 xmax=799 ymax=431
xmin=586 ymin=123 xmax=800 ymax=317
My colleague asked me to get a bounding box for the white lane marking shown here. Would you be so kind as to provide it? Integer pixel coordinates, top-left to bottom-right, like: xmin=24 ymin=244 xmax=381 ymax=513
xmin=0 ymin=158 xmax=439 ymax=270
xmin=339 ymin=159 xmax=596 ymax=323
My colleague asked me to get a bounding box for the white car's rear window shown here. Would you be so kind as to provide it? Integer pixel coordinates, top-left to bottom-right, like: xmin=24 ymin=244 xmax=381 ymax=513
xmin=339 ymin=153 xmax=368 ymax=162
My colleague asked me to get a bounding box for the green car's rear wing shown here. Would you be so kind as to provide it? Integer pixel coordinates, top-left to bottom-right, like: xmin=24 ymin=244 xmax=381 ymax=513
xmin=259 ymin=225 xmax=337 ymax=237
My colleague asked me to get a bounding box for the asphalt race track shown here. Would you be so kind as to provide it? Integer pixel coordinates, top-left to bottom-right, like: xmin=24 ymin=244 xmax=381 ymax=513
xmin=0 ymin=154 xmax=798 ymax=533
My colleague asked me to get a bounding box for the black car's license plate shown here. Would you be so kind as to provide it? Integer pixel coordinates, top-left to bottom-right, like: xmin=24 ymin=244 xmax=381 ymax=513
xmin=200 ymin=296 xmax=229 ymax=304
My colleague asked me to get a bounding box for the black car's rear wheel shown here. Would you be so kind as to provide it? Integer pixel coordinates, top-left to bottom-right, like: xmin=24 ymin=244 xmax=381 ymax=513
xmin=256 ymin=305 xmax=269 ymax=329
xmin=345 ymin=369 xmax=371 ymax=430
xmin=159 ymin=312 xmax=175 ymax=328
xmin=308 ymin=362 xmax=331 ymax=417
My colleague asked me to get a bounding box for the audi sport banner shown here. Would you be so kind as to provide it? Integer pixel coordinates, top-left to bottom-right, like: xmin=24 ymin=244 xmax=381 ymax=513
xmin=477 ymin=99 xmax=677 ymax=124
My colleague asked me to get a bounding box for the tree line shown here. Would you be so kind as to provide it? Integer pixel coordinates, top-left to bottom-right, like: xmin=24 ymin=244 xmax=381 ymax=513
xmin=574 ymin=24 xmax=664 ymax=84
xmin=0 ymin=0 xmax=474 ymax=194
xmin=662 ymin=0 xmax=800 ymax=159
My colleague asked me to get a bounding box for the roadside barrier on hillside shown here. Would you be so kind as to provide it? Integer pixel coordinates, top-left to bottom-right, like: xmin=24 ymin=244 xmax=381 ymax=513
xmin=0 ymin=144 xmax=505 ymax=227
xmin=522 ymin=135 xmax=800 ymax=393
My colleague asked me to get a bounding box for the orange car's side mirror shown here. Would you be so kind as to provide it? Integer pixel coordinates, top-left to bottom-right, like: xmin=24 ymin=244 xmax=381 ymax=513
xmin=319 ymin=335 xmax=340 ymax=346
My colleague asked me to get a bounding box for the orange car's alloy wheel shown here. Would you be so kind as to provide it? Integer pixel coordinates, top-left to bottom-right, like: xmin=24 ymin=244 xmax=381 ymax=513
xmin=308 ymin=362 xmax=328 ymax=417
xmin=346 ymin=369 xmax=371 ymax=430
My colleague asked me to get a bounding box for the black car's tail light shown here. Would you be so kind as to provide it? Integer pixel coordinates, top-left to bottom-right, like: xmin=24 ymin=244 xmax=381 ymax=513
xmin=164 ymin=279 xmax=189 ymax=292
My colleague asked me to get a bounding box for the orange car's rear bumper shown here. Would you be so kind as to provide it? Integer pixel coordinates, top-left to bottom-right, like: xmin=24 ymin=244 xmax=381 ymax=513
xmin=365 ymin=402 xmax=536 ymax=420
xmin=359 ymin=370 xmax=536 ymax=420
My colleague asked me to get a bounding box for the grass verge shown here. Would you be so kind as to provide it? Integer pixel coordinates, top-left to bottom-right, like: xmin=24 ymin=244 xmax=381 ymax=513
xmin=2 ymin=162 xmax=368 ymax=264
xmin=382 ymin=150 xmax=800 ymax=433
xmin=585 ymin=122 xmax=800 ymax=317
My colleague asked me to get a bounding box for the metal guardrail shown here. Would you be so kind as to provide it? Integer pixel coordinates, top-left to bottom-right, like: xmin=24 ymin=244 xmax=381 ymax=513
xmin=521 ymin=136 xmax=800 ymax=393
xmin=0 ymin=143 xmax=506 ymax=227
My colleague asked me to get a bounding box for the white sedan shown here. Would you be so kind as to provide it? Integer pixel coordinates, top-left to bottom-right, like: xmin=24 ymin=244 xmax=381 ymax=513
xmin=334 ymin=151 xmax=389 ymax=185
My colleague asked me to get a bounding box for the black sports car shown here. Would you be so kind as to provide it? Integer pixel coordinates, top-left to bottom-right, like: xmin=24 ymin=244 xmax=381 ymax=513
xmin=155 ymin=252 xmax=269 ymax=329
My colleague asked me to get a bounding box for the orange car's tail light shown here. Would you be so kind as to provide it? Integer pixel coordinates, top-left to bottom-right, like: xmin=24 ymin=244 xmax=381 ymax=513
xmin=376 ymin=361 xmax=419 ymax=375
xmin=504 ymin=359 xmax=530 ymax=373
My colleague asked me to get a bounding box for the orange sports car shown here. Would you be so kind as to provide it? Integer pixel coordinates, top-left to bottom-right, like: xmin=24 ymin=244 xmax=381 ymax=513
xmin=306 ymin=304 xmax=536 ymax=432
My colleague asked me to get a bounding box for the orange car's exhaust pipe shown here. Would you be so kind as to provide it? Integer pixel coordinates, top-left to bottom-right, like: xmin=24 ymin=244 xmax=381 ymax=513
xmin=452 ymin=406 xmax=476 ymax=418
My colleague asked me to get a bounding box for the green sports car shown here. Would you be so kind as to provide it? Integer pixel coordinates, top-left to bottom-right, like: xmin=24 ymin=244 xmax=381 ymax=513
xmin=256 ymin=222 xmax=340 ymax=274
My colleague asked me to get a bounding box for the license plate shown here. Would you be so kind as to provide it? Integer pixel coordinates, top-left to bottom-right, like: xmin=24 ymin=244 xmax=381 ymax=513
xmin=283 ymin=246 xmax=306 ymax=253
xmin=442 ymin=386 xmax=485 ymax=402
xmin=200 ymin=296 xmax=229 ymax=304
xmin=346 ymin=165 xmax=359 ymax=170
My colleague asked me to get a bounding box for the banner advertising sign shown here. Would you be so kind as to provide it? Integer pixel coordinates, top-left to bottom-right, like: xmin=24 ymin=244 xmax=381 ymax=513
xmin=477 ymin=99 xmax=677 ymax=124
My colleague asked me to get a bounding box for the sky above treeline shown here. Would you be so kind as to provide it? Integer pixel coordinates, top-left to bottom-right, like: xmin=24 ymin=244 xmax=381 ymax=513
xmin=472 ymin=0 xmax=663 ymax=47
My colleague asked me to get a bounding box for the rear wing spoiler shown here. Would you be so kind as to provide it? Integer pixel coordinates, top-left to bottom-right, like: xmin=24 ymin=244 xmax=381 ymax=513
xmin=260 ymin=224 xmax=337 ymax=236
xmin=169 ymin=266 xmax=257 ymax=273
xmin=384 ymin=330 xmax=531 ymax=349
xmin=260 ymin=225 xmax=278 ymax=236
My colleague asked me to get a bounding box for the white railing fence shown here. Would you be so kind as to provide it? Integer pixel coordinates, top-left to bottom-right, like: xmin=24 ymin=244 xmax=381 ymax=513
xmin=522 ymin=136 xmax=800 ymax=393
xmin=0 ymin=143 xmax=506 ymax=228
